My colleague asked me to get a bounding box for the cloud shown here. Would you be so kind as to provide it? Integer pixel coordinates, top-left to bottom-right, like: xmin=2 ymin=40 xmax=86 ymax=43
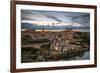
xmin=21 ymin=10 xmax=90 ymax=31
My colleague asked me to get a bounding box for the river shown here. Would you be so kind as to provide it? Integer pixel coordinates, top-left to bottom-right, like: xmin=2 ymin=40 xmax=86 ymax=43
xmin=73 ymin=51 xmax=90 ymax=60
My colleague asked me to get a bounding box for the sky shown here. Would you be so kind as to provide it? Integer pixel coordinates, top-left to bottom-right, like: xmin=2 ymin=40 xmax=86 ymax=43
xmin=21 ymin=9 xmax=90 ymax=31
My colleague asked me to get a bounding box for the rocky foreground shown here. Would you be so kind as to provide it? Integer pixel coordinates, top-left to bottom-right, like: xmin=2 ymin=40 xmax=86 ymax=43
xmin=21 ymin=30 xmax=90 ymax=63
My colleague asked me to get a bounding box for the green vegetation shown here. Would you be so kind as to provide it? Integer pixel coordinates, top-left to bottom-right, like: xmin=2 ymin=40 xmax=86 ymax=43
xmin=21 ymin=47 xmax=39 ymax=63
xmin=21 ymin=34 xmax=50 ymax=45
xmin=40 ymin=43 xmax=51 ymax=49
xmin=21 ymin=35 xmax=33 ymax=45
xmin=70 ymin=32 xmax=90 ymax=48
